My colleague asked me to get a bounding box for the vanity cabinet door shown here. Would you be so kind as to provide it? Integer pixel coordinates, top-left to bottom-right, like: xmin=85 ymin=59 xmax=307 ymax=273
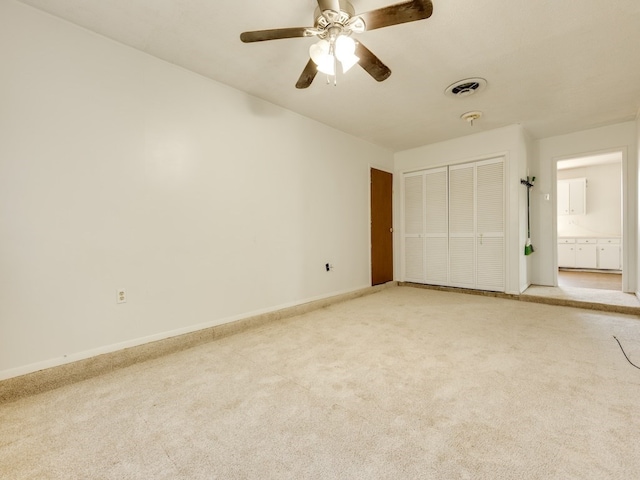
xmin=558 ymin=242 xmax=575 ymax=268
xmin=575 ymin=243 xmax=597 ymax=268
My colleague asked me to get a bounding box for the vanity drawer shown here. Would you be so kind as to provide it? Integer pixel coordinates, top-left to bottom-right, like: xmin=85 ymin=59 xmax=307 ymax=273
xmin=598 ymin=238 xmax=621 ymax=245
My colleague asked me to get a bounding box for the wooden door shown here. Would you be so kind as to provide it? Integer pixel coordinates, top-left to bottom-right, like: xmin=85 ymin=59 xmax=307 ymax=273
xmin=371 ymin=168 xmax=393 ymax=285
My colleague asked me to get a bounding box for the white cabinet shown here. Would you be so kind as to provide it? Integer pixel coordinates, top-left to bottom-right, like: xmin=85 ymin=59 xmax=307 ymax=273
xmin=558 ymin=237 xmax=621 ymax=270
xmin=558 ymin=238 xmax=596 ymax=268
xmin=403 ymin=158 xmax=504 ymax=292
xmin=598 ymin=239 xmax=621 ymax=270
xmin=575 ymin=239 xmax=597 ymax=268
xmin=558 ymin=178 xmax=586 ymax=215
xmin=558 ymin=239 xmax=575 ymax=267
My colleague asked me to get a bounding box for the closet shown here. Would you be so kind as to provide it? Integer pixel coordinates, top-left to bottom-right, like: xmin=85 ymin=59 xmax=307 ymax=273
xmin=402 ymin=157 xmax=505 ymax=292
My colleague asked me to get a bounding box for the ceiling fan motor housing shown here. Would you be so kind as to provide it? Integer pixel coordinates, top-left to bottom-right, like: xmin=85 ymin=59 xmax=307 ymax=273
xmin=315 ymin=0 xmax=356 ymax=29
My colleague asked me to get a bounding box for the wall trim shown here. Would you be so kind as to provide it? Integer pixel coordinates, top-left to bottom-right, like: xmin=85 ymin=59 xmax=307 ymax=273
xmin=0 ymin=282 xmax=397 ymax=404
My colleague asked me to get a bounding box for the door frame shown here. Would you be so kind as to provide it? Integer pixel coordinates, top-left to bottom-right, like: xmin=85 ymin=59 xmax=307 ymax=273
xmin=552 ymin=147 xmax=629 ymax=292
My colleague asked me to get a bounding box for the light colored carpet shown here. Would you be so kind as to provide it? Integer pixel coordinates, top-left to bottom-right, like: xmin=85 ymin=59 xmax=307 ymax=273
xmin=1 ymin=286 xmax=639 ymax=479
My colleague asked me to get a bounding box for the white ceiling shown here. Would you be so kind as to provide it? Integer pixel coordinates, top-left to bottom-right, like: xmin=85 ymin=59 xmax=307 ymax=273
xmin=16 ymin=0 xmax=640 ymax=152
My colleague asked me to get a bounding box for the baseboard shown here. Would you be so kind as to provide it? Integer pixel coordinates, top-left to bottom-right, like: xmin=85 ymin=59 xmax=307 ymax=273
xmin=0 ymin=282 xmax=397 ymax=404
xmin=399 ymin=282 xmax=519 ymax=301
xmin=0 ymin=284 xmax=379 ymax=382
xmin=402 ymin=281 xmax=640 ymax=316
xmin=559 ymin=268 xmax=622 ymax=274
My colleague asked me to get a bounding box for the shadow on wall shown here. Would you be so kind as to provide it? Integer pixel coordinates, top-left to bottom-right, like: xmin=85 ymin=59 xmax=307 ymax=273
xmin=244 ymin=95 xmax=286 ymax=118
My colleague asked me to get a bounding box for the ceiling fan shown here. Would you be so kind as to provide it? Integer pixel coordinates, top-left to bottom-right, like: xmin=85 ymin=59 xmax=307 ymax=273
xmin=240 ymin=0 xmax=434 ymax=88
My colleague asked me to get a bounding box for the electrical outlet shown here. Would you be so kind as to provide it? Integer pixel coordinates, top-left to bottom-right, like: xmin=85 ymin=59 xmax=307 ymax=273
xmin=116 ymin=288 xmax=126 ymax=304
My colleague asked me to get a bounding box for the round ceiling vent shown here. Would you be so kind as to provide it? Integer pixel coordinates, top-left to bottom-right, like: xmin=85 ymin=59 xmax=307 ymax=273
xmin=445 ymin=78 xmax=487 ymax=98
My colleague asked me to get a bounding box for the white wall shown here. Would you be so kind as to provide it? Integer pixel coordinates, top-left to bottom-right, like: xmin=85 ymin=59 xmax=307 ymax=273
xmin=557 ymin=163 xmax=622 ymax=237
xmin=393 ymin=125 xmax=529 ymax=295
xmin=532 ymin=122 xmax=638 ymax=291
xmin=520 ymin=128 xmax=535 ymax=290
xmin=0 ymin=1 xmax=393 ymax=379
xmin=637 ymin=113 xmax=640 ymax=295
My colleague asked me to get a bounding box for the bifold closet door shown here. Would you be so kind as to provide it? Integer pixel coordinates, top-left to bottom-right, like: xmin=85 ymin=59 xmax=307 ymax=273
xmin=424 ymin=168 xmax=448 ymax=284
xmin=403 ymin=159 xmax=503 ymax=291
xmin=448 ymin=164 xmax=475 ymax=288
xmin=403 ymin=168 xmax=448 ymax=284
xmin=448 ymin=158 xmax=504 ymax=291
xmin=403 ymin=173 xmax=425 ymax=282
xmin=476 ymin=159 xmax=505 ymax=291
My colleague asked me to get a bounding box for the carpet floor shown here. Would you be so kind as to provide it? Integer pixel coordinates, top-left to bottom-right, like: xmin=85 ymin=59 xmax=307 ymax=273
xmin=1 ymin=286 xmax=639 ymax=479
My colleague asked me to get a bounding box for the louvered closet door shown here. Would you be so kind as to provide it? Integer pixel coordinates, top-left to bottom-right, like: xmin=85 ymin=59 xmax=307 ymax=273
xmin=476 ymin=159 xmax=505 ymax=291
xmin=424 ymin=168 xmax=449 ymax=285
xmin=403 ymin=173 xmax=425 ymax=282
xmin=448 ymin=164 xmax=476 ymax=288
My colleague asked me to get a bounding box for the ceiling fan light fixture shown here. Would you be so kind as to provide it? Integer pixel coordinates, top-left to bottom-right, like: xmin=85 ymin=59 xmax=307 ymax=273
xmin=318 ymin=56 xmax=336 ymax=75
xmin=310 ymin=34 xmax=359 ymax=76
xmin=340 ymin=53 xmax=359 ymax=73
xmin=309 ymin=39 xmax=336 ymax=75
xmin=309 ymin=39 xmax=329 ymax=63
xmin=335 ymin=35 xmax=359 ymax=72
xmin=334 ymin=35 xmax=355 ymax=60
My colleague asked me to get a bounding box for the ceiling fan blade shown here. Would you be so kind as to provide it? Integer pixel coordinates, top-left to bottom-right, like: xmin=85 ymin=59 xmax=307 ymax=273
xmin=296 ymin=59 xmax=318 ymax=89
xmin=358 ymin=0 xmax=433 ymax=31
xmin=240 ymin=27 xmax=310 ymax=43
xmin=355 ymin=42 xmax=392 ymax=82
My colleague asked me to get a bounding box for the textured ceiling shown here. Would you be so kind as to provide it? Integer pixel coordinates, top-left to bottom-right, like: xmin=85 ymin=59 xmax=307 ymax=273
xmin=15 ymin=0 xmax=640 ymax=151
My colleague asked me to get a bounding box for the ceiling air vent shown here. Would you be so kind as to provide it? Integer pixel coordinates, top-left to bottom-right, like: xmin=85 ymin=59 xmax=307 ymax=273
xmin=445 ymin=78 xmax=487 ymax=98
